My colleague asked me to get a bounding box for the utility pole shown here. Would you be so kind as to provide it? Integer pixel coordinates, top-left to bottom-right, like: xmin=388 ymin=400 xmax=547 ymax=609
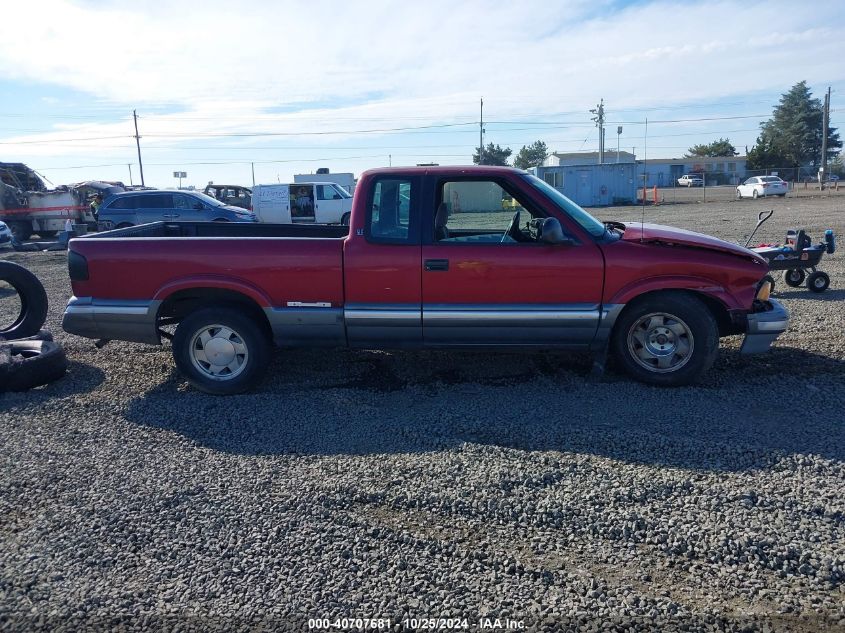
xmin=479 ymin=98 xmax=484 ymax=165
xmin=590 ymin=99 xmax=605 ymax=164
xmin=820 ymin=86 xmax=830 ymax=187
xmin=616 ymin=126 xmax=622 ymax=163
xmin=251 ymin=162 xmax=255 ymax=186
xmin=127 ymin=163 xmax=133 ymax=186
xmin=133 ymin=110 xmax=145 ymax=187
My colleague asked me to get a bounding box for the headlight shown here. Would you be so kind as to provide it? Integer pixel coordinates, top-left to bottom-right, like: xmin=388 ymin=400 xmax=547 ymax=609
xmin=756 ymin=278 xmax=772 ymax=302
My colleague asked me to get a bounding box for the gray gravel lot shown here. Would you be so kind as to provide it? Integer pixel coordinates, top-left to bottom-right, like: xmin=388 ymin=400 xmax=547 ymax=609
xmin=1 ymin=192 xmax=844 ymax=632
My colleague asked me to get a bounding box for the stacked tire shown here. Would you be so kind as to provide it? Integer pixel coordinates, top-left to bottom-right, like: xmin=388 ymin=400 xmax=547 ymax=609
xmin=0 ymin=261 xmax=67 ymax=393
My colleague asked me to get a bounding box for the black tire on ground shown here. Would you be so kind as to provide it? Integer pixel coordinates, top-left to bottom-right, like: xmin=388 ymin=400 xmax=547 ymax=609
xmin=10 ymin=222 xmax=32 ymax=242
xmin=610 ymin=291 xmax=719 ymax=387
xmin=172 ymin=306 xmax=271 ymax=395
xmin=807 ymin=271 xmax=830 ymax=293
xmin=341 ymin=212 xmax=351 ymax=226
xmin=736 ymin=189 xmax=742 ymax=200
xmin=783 ymin=268 xmax=805 ymax=287
xmin=762 ymin=274 xmax=775 ymax=294
xmin=0 ymin=261 xmax=49 ymax=339
xmin=37 ymin=230 xmax=58 ymax=239
xmin=0 ymin=340 xmax=68 ymax=392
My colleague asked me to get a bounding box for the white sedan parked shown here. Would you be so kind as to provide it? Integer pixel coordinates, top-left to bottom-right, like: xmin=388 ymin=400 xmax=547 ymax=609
xmin=736 ymin=176 xmax=788 ymax=199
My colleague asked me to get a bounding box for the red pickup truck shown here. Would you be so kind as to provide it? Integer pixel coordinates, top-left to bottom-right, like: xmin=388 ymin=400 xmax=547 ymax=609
xmin=63 ymin=166 xmax=787 ymax=394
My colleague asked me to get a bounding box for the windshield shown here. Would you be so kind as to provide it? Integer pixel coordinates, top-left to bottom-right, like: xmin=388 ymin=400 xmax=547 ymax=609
xmin=191 ymin=191 xmax=226 ymax=207
xmin=332 ymin=184 xmax=352 ymax=199
xmin=522 ymin=174 xmax=606 ymax=237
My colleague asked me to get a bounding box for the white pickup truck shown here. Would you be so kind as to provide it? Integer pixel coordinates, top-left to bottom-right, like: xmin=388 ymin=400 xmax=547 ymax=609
xmin=251 ymin=181 xmax=353 ymax=225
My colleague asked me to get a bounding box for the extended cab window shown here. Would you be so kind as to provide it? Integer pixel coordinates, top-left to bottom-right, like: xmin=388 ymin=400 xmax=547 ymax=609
xmin=434 ymin=179 xmax=546 ymax=244
xmin=367 ymin=178 xmax=416 ymax=243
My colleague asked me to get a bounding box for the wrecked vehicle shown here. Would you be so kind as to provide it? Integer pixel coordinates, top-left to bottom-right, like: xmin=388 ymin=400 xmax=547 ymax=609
xmin=0 ymin=163 xmax=122 ymax=241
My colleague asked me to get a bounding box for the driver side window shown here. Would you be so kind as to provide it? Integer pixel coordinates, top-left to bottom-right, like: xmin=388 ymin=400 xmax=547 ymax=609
xmin=435 ymin=180 xmax=542 ymax=243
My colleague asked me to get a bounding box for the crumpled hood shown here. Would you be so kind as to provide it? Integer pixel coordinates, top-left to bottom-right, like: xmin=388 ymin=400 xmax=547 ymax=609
xmin=621 ymin=223 xmax=765 ymax=262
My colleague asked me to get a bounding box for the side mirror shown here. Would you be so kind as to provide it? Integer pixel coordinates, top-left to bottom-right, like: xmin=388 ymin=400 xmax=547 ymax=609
xmin=538 ymin=217 xmax=573 ymax=245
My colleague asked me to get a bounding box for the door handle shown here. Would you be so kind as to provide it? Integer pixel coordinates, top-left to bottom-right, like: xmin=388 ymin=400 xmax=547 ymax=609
xmin=424 ymin=259 xmax=449 ymax=271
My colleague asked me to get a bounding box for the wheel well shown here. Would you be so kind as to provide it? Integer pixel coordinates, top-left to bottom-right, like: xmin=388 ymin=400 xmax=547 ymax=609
xmin=157 ymin=288 xmax=271 ymax=335
xmin=617 ymin=289 xmax=735 ymax=336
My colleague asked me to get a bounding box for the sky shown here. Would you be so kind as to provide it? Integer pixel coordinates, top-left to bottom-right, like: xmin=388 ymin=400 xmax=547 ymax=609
xmin=0 ymin=0 xmax=843 ymax=189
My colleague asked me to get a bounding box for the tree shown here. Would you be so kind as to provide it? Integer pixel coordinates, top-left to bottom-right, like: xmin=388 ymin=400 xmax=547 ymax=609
xmin=746 ymin=81 xmax=841 ymax=170
xmin=513 ymin=140 xmax=548 ymax=169
xmin=473 ymin=143 xmax=512 ymax=166
xmin=686 ymin=138 xmax=738 ymax=157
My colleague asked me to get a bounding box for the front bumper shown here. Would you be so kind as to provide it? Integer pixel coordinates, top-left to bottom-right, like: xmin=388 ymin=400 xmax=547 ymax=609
xmin=62 ymin=296 xmax=162 ymax=345
xmin=740 ymin=298 xmax=789 ymax=354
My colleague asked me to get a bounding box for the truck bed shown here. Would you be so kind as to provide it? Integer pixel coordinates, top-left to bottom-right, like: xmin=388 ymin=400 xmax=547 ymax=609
xmin=82 ymin=221 xmax=349 ymax=240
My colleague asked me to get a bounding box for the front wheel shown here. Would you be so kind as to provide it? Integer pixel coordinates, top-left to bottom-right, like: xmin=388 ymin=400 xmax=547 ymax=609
xmin=340 ymin=212 xmax=351 ymax=226
xmin=172 ymin=307 xmax=271 ymax=395
xmin=611 ymin=292 xmax=718 ymax=386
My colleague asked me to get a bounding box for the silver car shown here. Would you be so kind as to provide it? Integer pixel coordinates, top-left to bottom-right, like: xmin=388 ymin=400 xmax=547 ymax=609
xmin=97 ymin=190 xmax=256 ymax=230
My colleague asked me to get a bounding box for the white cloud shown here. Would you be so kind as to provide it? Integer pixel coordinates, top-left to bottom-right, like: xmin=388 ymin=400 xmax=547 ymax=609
xmin=1 ymin=0 xmax=843 ymax=184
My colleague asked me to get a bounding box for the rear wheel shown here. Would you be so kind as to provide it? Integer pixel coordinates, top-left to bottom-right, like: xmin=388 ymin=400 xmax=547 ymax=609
xmin=37 ymin=230 xmax=58 ymax=239
xmin=172 ymin=307 xmax=271 ymax=395
xmin=752 ymin=190 xmax=759 ymax=199
xmin=783 ymin=269 xmax=805 ymax=287
xmin=807 ymin=271 xmax=830 ymax=293
xmin=340 ymin=212 xmax=351 ymax=226
xmin=611 ymin=292 xmax=718 ymax=386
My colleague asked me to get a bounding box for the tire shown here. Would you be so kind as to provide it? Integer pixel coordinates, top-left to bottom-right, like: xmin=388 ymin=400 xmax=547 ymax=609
xmin=807 ymin=271 xmax=830 ymax=293
xmin=783 ymin=269 xmax=805 ymax=287
xmin=0 ymin=261 xmax=49 ymax=339
xmin=752 ymin=190 xmax=759 ymax=199
xmin=172 ymin=307 xmax=271 ymax=395
xmin=0 ymin=340 xmax=67 ymax=392
xmin=340 ymin=212 xmax=351 ymax=226
xmin=10 ymin=222 xmax=31 ymax=242
xmin=736 ymin=189 xmax=742 ymax=200
xmin=610 ymin=292 xmax=718 ymax=387
xmin=37 ymin=230 xmax=58 ymax=239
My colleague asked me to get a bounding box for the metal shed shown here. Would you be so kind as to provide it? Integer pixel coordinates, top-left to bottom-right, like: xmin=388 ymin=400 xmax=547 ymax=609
xmin=532 ymin=162 xmax=638 ymax=207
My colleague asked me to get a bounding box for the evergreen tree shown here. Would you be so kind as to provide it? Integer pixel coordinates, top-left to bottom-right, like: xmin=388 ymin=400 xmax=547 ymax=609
xmin=514 ymin=140 xmax=549 ymax=169
xmin=473 ymin=143 xmax=512 ymax=166
xmin=687 ymin=138 xmax=738 ymax=157
xmin=747 ymin=81 xmax=841 ymax=169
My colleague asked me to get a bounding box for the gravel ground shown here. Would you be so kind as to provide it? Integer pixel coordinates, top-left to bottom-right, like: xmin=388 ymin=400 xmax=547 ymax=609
xmin=1 ymin=194 xmax=843 ymax=632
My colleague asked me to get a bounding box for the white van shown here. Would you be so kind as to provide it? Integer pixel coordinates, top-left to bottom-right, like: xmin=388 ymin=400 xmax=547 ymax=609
xmin=251 ymin=182 xmax=353 ymax=225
